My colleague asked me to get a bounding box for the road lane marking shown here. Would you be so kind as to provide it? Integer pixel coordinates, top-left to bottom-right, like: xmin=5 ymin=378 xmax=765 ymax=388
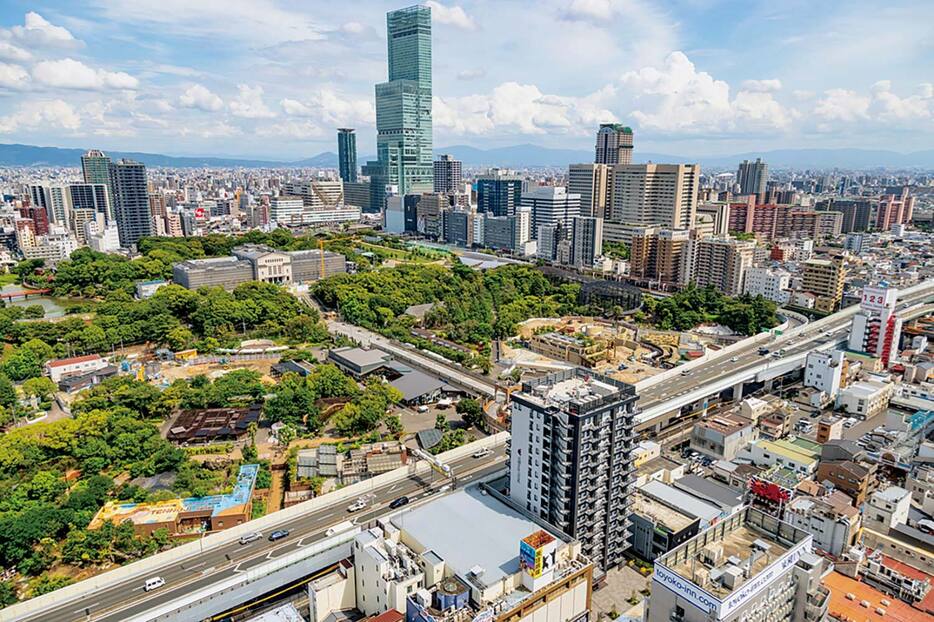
xmin=74 ymin=602 xmax=99 ymax=614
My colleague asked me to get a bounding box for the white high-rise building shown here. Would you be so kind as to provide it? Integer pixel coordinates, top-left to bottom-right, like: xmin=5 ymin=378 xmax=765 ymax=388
xmin=520 ymin=186 xmax=580 ymax=241
xmin=568 ymin=163 xmax=611 ymax=219
xmin=848 ymin=285 xmax=902 ymax=368
xmin=803 ymin=350 xmax=844 ymax=399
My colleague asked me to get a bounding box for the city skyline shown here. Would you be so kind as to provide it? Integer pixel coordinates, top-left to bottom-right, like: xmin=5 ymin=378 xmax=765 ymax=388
xmin=0 ymin=1 xmax=931 ymax=160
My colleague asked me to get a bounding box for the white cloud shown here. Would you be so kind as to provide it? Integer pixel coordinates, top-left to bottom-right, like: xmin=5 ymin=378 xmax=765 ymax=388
xmin=425 ymin=1 xmax=476 ymax=30
xmin=5 ymin=12 xmax=80 ymax=48
xmin=741 ymin=79 xmax=782 ymax=93
xmin=280 ymin=90 xmax=374 ymax=126
xmin=0 ymin=99 xmax=80 ymax=133
xmin=179 ymin=84 xmax=224 ymax=112
xmin=257 ymin=119 xmax=327 ymax=140
xmin=563 ymin=0 xmax=617 ymax=21
xmin=457 ymin=68 xmax=486 ymax=80
xmin=89 ymin=0 xmax=323 ymax=43
xmin=0 ymin=42 xmax=31 ymax=62
xmin=619 ymin=52 xmax=791 ymax=133
xmin=229 ymin=84 xmax=275 ymax=118
xmin=869 ymin=80 xmax=932 ymax=121
xmin=0 ymin=62 xmax=30 ymax=90
xmin=813 ymin=88 xmax=871 ymax=122
xmin=32 ymin=58 xmax=138 ymax=90
xmin=434 ymin=82 xmax=617 ymax=136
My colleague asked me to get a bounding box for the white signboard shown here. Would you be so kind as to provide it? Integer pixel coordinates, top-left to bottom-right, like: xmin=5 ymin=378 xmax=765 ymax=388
xmin=653 ymin=536 xmax=813 ymax=619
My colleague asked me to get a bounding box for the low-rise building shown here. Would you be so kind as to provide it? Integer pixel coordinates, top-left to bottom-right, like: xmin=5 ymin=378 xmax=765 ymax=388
xmin=784 ymin=491 xmax=860 ymax=557
xmin=740 ymin=438 xmax=821 ymax=475
xmin=527 ymin=331 xmax=609 ymax=367
xmin=89 ymin=464 xmax=258 ymax=536
xmin=45 ymin=353 xmax=109 ymax=383
xmin=135 ymin=279 xmax=167 ymax=299
xmin=629 ymin=491 xmax=700 ymax=562
xmin=690 ymin=414 xmax=758 ymax=461
xmin=837 ymin=380 xmax=894 ymax=418
xmin=172 ymin=256 xmax=254 ymax=290
xmin=166 ymin=405 xmax=262 ymax=444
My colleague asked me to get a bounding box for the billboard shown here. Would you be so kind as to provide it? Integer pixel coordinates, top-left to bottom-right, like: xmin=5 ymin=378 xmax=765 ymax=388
xmin=519 ymin=531 xmax=556 ymax=579
xmin=861 ymin=286 xmax=897 ymax=313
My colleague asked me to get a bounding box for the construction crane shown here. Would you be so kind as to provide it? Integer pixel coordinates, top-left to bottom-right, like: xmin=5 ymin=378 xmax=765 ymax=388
xmin=316 ymin=234 xmax=355 ymax=280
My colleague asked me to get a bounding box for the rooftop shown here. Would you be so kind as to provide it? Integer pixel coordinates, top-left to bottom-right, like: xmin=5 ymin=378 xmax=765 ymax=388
xmin=631 ymin=492 xmax=695 ymax=531
xmin=390 ymin=486 xmax=566 ymax=590
xmin=659 ymin=507 xmax=808 ymax=603
xmin=641 ymin=480 xmax=721 ymax=523
xmin=46 ymin=353 xmax=103 ymax=368
xmin=695 ymin=414 xmax=753 ymax=436
xmin=822 ymin=571 xmax=933 ymax=622
xmin=517 ymin=368 xmax=634 ymax=415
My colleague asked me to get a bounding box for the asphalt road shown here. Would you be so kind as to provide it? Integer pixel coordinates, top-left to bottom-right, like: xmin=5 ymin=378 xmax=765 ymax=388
xmin=635 ymin=287 xmax=934 ymax=416
xmin=21 ymin=449 xmax=508 ymax=622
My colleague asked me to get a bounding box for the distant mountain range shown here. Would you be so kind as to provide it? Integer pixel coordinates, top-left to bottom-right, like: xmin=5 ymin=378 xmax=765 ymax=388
xmin=1 ymin=141 xmax=932 ymax=170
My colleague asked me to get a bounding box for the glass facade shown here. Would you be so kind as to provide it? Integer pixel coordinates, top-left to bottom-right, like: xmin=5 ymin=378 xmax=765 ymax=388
xmin=337 ymin=128 xmax=357 ymax=182
xmin=371 ymin=5 xmax=433 ymax=198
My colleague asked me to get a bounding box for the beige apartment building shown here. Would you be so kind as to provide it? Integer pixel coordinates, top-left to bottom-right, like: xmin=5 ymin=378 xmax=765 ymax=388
xmin=608 ymin=163 xmax=699 ymax=230
xmin=685 ymin=236 xmax=755 ymax=295
xmin=802 ymin=259 xmax=846 ymax=312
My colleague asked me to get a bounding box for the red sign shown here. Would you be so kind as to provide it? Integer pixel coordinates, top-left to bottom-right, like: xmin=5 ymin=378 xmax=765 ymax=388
xmin=749 ymin=479 xmax=790 ymax=503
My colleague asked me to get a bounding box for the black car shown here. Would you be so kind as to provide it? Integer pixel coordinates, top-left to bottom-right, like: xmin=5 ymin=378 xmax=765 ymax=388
xmin=389 ymin=496 xmax=410 ymax=509
xmin=268 ymin=529 xmax=290 ymax=541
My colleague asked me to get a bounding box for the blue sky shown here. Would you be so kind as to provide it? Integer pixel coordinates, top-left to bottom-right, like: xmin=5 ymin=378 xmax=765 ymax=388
xmin=0 ymin=0 xmax=931 ymax=160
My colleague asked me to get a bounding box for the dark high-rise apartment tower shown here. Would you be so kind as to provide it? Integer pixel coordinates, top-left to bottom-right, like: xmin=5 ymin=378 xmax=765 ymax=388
xmin=366 ymin=5 xmax=433 ymax=207
xmin=433 ymin=154 xmax=462 ymax=194
xmin=509 ymin=368 xmax=638 ymax=570
xmin=595 ymin=123 xmax=633 ymax=165
xmin=109 ymin=159 xmax=152 ymax=248
xmin=736 ymin=158 xmax=768 ymax=202
xmin=81 ymin=149 xmax=111 ymax=186
xmin=337 ymin=128 xmax=358 ymax=183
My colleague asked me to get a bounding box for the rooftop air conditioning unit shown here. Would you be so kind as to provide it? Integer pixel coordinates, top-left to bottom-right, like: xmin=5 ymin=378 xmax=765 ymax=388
xmin=700 ymin=545 xmax=723 ymax=565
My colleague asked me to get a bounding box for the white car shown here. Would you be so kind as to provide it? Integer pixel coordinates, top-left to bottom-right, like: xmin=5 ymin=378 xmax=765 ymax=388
xmin=347 ymin=499 xmax=367 ymax=513
xmin=144 ymin=577 xmax=165 ymax=592
xmin=472 ymin=448 xmax=492 ymax=459
xmin=730 ymin=356 xmax=739 ymax=362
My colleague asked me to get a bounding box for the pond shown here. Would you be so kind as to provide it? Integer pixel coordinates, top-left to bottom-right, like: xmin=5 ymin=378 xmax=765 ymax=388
xmin=0 ymin=284 xmax=84 ymax=319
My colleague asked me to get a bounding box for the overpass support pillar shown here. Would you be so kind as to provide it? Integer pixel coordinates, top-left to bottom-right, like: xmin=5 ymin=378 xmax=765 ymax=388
xmin=733 ymin=381 xmax=745 ymax=403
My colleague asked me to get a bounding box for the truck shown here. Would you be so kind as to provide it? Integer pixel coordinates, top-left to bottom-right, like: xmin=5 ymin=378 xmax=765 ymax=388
xmin=326 ymin=520 xmax=356 ymax=536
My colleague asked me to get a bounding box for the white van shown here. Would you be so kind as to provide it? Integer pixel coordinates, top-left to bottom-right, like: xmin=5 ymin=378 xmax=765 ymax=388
xmin=144 ymin=576 xmax=165 ymax=592
xmin=326 ymin=520 xmax=355 ymax=537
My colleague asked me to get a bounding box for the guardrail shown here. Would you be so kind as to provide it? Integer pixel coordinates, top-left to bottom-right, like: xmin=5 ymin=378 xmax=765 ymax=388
xmin=1 ymin=432 xmax=509 ymax=622
xmin=129 ymin=530 xmax=360 ymax=622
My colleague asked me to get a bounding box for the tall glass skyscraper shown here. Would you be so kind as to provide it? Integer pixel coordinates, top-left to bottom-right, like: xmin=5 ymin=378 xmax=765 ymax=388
xmin=366 ymin=5 xmax=433 ymax=209
xmin=337 ymin=128 xmax=358 ymax=182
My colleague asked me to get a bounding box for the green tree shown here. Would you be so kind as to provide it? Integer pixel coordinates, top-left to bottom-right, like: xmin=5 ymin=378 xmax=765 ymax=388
xmin=456 ymin=398 xmax=484 ymax=429
xmin=29 ymin=574 xmax=74 ymax=598
xmin=276 ymin=423 xmax=297 ymax=448
xmin=0 ymin=579 xmax=16 ymax=606
xmin=385 ymin=414 xmax=403 ymax=438
xmin=3 ymin=347 xmax=42 ymax=381
xmin=22 ymin=377 xmax=57 ymax=402
xmin=0 ymin=373 xmax=17 ymax=408
xmin=434 ymin=413 xmax=449 ymax=432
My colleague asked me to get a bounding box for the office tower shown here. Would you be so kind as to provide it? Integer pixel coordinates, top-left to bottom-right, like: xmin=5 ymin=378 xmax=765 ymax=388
xmin=366 ymin=5 xmax=433 ymax=203
xmin=520 ymin=186 xmax=580 ymax=241
xmin=441 ymin=208 xmax=473 ymax=247
xmin=109 ymin=159 xmax=152 ymax=248
xmin=571 ymin=216 xmax=603 ymax=268
xmin=736 ymin=158 xmax=768 ymax=202
xmin=269 ymin=196 xmax=305 ymax=226
xmin=342 ymin=181 xmax=371 ymax=211
xmin=433 ymin=154 xmax=462 ymax=194
xmin=646 ymin=507 xmax=829 ymax=622
xmin=685 ymin=236 xmax=755 ymax=296
xmin=849 ymin=286 xmax=902 ymax=368
xmin=802 ymin=259 xmax=846 ymax=313
xmin=509 ymin=368 xmax=638 ymax=570
xmin=477 ymin=170 xmax=523 ymax=216
xmin=595 ymin=123 xmax=633 ymax=165
xmin=608 ymin=164 xmax=698 ymax=230
xmin=536 ymin=223 xmax=567 ymax=262
xmin=568 ymin=163 xmax=611 ymax=219
xmin=29 ymin=184 xmax=69 ymax=227
xmin=81 ymin=150 xmax=111 ymax=186
xmin=337 ymin=128 xmax=358 ymax=182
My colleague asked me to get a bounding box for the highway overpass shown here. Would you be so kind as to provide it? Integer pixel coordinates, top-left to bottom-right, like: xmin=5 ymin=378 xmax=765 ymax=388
xmin=4 ymin=436 xmax=509 ymax=622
